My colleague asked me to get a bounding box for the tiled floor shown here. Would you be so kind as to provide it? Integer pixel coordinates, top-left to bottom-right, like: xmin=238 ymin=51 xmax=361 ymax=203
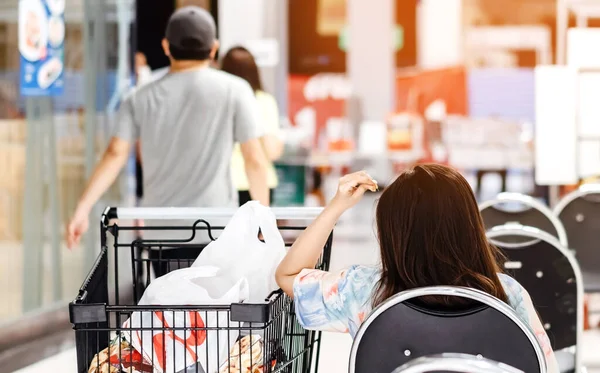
xmin=7 ymin=170 xmax=600 ymax=372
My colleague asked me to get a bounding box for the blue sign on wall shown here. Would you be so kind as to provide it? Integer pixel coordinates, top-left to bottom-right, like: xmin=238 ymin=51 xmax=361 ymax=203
xmin=19 ymin=0 xmax=65 ymax=97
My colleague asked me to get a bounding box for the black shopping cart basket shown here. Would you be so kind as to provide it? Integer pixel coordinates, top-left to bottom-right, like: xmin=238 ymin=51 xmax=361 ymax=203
xmin=70 ymin=207 xmax=331 ymax=373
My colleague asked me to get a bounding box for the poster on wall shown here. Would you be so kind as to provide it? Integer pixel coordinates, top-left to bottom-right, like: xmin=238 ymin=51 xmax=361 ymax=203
xmin=19 ymin=0 xmax=65 ymax=97
xmin=317 ymin=0 xmax=345 ymax=36
xmin=290 ymin=0 xmax=417 ymax=74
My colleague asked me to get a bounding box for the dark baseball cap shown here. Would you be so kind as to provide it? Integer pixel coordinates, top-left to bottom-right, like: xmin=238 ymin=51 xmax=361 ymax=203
xmin=165 ymin=6 xmax=216 ymax=60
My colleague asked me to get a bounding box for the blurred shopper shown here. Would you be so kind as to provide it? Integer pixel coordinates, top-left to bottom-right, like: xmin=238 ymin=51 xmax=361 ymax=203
xmin=133 ymin=52 xmax=149 ymax=212
xmin=221 ymin=47 xmax=284 ymax=206
xmin=135 ymin=52 xmax=152 ymax=85
xmin=135 ymin=51 xmax=169 ymax=86
xmin=66 ymin=7 xmax=270 ymax=264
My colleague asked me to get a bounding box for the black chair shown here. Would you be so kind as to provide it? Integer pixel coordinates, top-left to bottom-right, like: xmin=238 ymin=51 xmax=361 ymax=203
xmin=554 ymin=184 xmax=600 ymax=293
xmin=479 ymin=192 xmax=568 ymax=247
xmin=348 ymin=287 xmax=546 ymax=373
xmin=487 ymin=224 xmax=584 ymax=373
xmin=393 ymin=354 xmax=523 ymax=373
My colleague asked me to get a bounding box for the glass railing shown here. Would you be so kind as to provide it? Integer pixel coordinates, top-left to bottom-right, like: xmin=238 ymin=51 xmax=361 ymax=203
xmin=0 ymin=0 xmax=134 ymax=324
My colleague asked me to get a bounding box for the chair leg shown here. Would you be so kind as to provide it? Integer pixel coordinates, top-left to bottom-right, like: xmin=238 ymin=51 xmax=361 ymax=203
xmin=475 ymin=170 xmax=483 ymax=197
xmin=584 ymin=296 xmax=590 ymax=330
xmin=499 ymin=169 xmax=507 ymax=192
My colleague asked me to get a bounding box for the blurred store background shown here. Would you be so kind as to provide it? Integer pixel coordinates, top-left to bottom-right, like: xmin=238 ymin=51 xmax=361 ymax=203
xmin=1 ymin=0 xmax=600 ymax=371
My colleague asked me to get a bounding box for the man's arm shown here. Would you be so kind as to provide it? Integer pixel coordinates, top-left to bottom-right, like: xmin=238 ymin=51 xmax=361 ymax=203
xmin=66 ymin=137 xmax=130 ymax=248
xmin=76 ymin=137 xmax=131 ymax=213
xmin=79 ymin=92 xmax=136 ymax=209
xmin=240 ymin=138 xmax=270 ymax=206
xmin=67 ymin=91 xmax=138 ymax=248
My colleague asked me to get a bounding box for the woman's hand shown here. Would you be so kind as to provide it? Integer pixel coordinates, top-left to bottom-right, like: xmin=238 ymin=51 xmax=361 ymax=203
xmin=276 ymin=170 xmax=377 ymax=298
xmin=330 ymin=171 xmax=378 ymax=212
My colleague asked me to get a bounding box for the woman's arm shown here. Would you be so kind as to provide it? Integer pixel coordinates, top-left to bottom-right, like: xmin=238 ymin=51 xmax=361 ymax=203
xmin=276 ymin=171 xmax=377 ymax=297
xmin=258 ymin=92 xmax=284 ymax=161
xmin=504 ymin=277 xmax=560 ymax=373
xmin=260 ymin=134 xmax=284 ymax=161
xmin=522 ymin=292 xmax=560 ymax=373
xmin=275 ymin=202 xmax=344 ymax=297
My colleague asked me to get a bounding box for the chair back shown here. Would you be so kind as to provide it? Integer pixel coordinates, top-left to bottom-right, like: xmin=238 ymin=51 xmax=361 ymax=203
xmin=487 ymin=224 xmax=583 ymax=371
xmin=392 ymin=353 xmax=524 ymax=373
xmin=554 ymin=184 xmax=600 ymax=283
xmin=479 ymin=193 xmax=568 ymax=247
xmin=349 ymin=287 xmax=546 ymax=373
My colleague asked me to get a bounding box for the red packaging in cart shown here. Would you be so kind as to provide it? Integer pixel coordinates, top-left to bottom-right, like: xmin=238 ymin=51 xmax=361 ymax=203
xmin=88 ymin=337 xmax=152 ymax=373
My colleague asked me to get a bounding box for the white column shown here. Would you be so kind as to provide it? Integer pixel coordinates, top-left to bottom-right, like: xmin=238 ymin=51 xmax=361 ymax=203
xmin=218 ymin=0 xmax=288 ymax=110
xmin=556 ymin=0 xmax=568 ymax=64
xmin=417 ymin=0 xmax=463 ymax=69
xmin=534 ymin=66 xmax=578 ymax=185
xmin=218 ymin=0 xmax=265 ymax=54
xmin=347 ymin=0 xmax=395 ymax=121
xmin=576 ymin=13 xmax=587 ymax=28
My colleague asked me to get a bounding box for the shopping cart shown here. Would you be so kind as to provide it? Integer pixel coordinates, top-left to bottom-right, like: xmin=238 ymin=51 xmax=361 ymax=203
xmin=69 ymin=207 xmax=331 ymax=373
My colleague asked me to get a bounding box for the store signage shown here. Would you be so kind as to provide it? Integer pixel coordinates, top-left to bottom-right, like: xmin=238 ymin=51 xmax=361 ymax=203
xmin=19 ymin=0 xmax=65 ymax=97
xmin=338 ymin=24 xmax=404 ymax=52
xmin=273 ymin=164 xmax=306 ymax=207
xmin=302 ymin=73 xmax=351 ymax=102
xmin=244 ymin=39 xmax=280 ymax=67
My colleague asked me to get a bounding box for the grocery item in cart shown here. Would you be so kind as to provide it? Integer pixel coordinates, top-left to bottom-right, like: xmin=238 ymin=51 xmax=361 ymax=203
xmin=192 ymin=201 xmax=286 ymax=302
xmin=218 ymin=335 xmax=270 ymax=373
xmin=122 ymin=266 xmax=250 ymax=373
xmin=88 ymin=336 xmax=152 ymax=373
xmin=180 ymin=335 xmax=275 ymax=373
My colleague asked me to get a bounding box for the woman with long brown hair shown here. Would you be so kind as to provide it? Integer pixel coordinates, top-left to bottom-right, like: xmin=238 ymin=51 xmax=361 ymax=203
xmin=276 ymin=164 xmax=558 ymax=371
xmin=221 ymin=46 xmax=284 ymax=206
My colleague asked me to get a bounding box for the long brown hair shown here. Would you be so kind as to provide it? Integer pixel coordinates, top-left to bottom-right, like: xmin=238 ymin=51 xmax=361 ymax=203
xmin=373 ymin=164 xmax=507 ymax=308
xmin=221 ymin=46 xmax=263 ymax=93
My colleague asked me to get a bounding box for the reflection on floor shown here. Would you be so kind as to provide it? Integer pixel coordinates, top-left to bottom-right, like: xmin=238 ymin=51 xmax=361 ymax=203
xmin=0 ymin=242 xmax=85 ymax=321
xmin=12 ymin=348 xmax=76 ymax=373
xmin=8 ymin=170 xmax=600 ymax=372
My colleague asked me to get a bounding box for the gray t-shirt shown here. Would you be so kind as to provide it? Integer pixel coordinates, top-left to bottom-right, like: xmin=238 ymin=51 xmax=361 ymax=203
xmin=115 ymin=67 xmax=263 ymax=209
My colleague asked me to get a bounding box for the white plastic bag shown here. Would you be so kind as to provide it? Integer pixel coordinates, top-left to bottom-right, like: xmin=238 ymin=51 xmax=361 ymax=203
xmin=192 ymin=201 xmax=286 ymax=302
xmin=123 ymin=266 xmax=250 ymax=373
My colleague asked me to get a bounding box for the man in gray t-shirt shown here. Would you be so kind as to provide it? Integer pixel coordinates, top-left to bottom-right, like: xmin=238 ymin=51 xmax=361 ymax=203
xmin=66 ymin=6 xmax=270 ymax=249
xmin=120 ymin=64 xmax=264 ymax=208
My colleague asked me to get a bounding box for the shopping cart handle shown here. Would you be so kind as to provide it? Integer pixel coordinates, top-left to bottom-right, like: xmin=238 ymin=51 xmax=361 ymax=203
xmin=101 ymin=206 xmax=324 ymax=225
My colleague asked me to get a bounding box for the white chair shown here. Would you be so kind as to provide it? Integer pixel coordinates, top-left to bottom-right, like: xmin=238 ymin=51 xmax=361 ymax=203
xmin=393 ymin=353 xmax=523 ymax=373
xmin=488 ymin=224 xmax=584 ymax=373
xmin=349 ymin=286 xmax=546 ymax=373
xmin=479 ymin=192 xmax=568 ymax=247
xmin=554 ymin=184 xmax=600 ymax=293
